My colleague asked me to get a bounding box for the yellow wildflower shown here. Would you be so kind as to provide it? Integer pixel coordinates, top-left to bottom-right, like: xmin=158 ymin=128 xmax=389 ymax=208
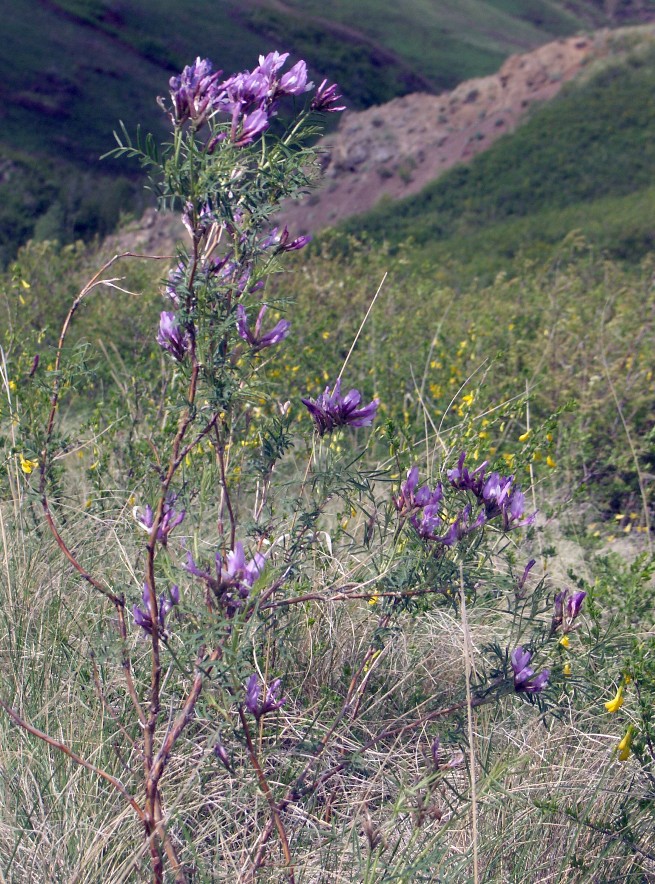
xmin=368 ymin=595 xmax=380 ymax=606
xmin=518 ymin=429 xmax=531 ymax=443
xmin=563 ymin=662 xmax=572 ymax=677
xmin=19 ymin=454 xmax=38 ymax=475
xmin=546 ymin=455 xmax=556 ymax=469
xmin=559 ymin=635 xmax=570 ymax=649
xmin=604 ymin=685 xmax=624 ymax=714
xmin=617 ymin=725 xmax=635 ymax=762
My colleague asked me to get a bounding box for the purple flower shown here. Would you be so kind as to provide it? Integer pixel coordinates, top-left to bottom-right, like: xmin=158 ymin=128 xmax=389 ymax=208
xmin=214 ymin=739 xmax=231 ymax=771
xmin=511 ymin=646 xmax=550 ymax=693
xmin=169 ymin=57 xmax=222 ymax=127
xmin=157 ymin=311 xmax=191 ymax=362
xmin=425 ymin=505 xmax=485 ymax=546
xmin=566 ymin=590 xmax=586 ymax=622
xmin=301 ymin=378 xmax=379 ymax=436
xmin=278 ymin=60 xmax=312 ymax=96
xmin=233 ymin=107 xmax=270 ymax=146
xmin=133 ymin=583 xmax=180 ymax=636
xmin=394 ymin=466 xmax=443 ymax=516
xmin=261 ymin=226 xmax=312 ymax=253
xmin=244 ymin=673 xmax=286 ymax=720
xmin=133 ymin=495 xmax=185 ymax=546
xmin=410 ymin=502 xmax=445 ymax=541
xmin=311 ymin=79 xmax=346 ymax=113
xmin=447 ymin=451 xmax=535 ymax=531
xmin=517 ymin=558 xmax=537 ymax=595
xmin=184 ymin=541 xmax=266 ymax=616
xmin=447 ymin=451 xmax=488 ymax=497
xmin=551 ymin=588 xmax=586 ymax=634
xmin=236 ymin=304 xmax=291 ymax=351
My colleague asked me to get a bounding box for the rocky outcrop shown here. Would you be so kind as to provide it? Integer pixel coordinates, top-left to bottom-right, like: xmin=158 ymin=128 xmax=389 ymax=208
xmin=275 ymin=34 xmax=602 ymax=234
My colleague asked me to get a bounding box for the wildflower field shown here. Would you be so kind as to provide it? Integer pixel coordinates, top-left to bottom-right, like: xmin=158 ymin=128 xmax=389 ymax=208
xmin=0 ymin=49 xmax=654 ymax=883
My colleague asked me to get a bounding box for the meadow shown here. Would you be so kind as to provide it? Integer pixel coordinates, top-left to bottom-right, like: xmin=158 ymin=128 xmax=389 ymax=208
xmin=0 ymin=46 xmax=654 ymax=884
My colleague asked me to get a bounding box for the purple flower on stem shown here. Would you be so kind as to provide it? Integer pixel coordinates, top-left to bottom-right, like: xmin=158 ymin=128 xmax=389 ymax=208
xmin=261 ymin=226 xmax=312 ymax=253
xmin=214 ymin=739 xmax=231 ymax=771
xmin=157 ymin=312 xmax=191 ymax=363
xmin=133 ymin=584 xmax=180 ymax=636
xmin=394 ymin=466 xmax=443 ymax=516
xmin=277 ymin=60 xmax=312 ymax=96
xmin=236 ymin=304 xmax=291 ymax=351
xmin=447 ymin=451 xmax=488 ymax=498
xmin=169 ymin=57 xmax=222 ymax=126
xmin=232 ymin=107 xmax=270 ymax=146
xmin=301 ymin=378 xmax=379 ymax=436
xmin=133 ymin=495 xmax=185 ymax=546
xmin=447 ymin=451 xmax=535 ymax=531
xmin=517 ymin=558 xmax=537 ymax=596
xmin=185 ymin=541 xmax=266 ymax=615
xmin=244 ymin=673 xmax=286 ymax=720
xmin=511 ymin=646 xmax=550 ymax=693
xmin=311 ymin=79 xmax=346 ymax=113
xmin=551 ymin=588 xmax=586 ymax=634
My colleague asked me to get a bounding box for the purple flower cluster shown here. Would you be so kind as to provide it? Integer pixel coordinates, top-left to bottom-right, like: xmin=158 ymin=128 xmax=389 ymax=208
xmin=551 ymin=587 xmax=586 ymax=635
xmin=301 ymin=378 xmax=379 ymax=436
xmin=394 ymin=466 xmax=484 ymax=546
xmin=134 ymin=584 xmax=180 ymax=636
xmin=237 ymin=304 xmax=290 ymax=351
xmin=167 ymin=52 xmax=344 ymax=145
xmin=185 ymin=541 xmax=266 ymax=616
xmin=133 ymin=495 xmax=185 ymax=546
xmin=511 ymin=647 xmax=550 ymax=693
xmin=447 ymin=452 xmax=535 ymax=531
xmin=168 ymin=57 xmax=223 ymax=128
xmin=244 ymin=673 xmax=286 ymax=720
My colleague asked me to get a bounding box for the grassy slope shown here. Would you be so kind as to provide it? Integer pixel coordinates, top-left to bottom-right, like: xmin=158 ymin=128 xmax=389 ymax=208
xmin=339 ymin=36 xmax=655 ymax=278
xmin=0 ymin=0 xmax=647 ymax=262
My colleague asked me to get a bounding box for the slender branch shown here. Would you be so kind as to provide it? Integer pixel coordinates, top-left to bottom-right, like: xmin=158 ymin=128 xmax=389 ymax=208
xmin=239 ymin=709 xmax=295 ymax=883
xmin=0 ymin=695 xmax=144 ymax=819
xmin=215 ymin=426 xmax=237 ymax=549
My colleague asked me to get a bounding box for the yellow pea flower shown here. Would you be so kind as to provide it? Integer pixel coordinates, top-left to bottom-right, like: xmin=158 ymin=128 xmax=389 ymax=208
xmin=546 ymin=455 xmax=557 ymax=469
xmin=559 ymin=635 xmax=570 ymax=649
xmin=368 ymin=594 xmax=380 ymax=606
xmin=563 ymin=662 xmax=572 ymax=677
xmin=519 ymin=429 xmax=531 ymax=443
xmin=604 ymin=685 xmax=624 ymax=714
xmin=19 ymin=454 xmax=38 ymax=475
xmin=617 ymin=725 xmax=635 ymax=762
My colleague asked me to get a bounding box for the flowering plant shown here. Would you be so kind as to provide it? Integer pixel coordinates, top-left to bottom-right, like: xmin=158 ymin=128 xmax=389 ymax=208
xmin=0 ymin=48 xmax=618 ymax=884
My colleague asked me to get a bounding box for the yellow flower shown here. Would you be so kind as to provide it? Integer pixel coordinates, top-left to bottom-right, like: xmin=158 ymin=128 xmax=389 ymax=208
xmin=617 ymin=725 xmax=635 ymax=762
xmin=8 ymin=379 xmax=17 ymax=392
xmin=546 ymin=455 xmax=556 ymax=469
xmin=563 ymin=662 xmax=572 ymax=677
xmin=19 ymin=454 xmax=38 ymax=475
xmin=368 ymin=594 xmax=380 ymax=606
xmin=604 ymin=685 xmax=624 ymax=714
xmin=519 ymin=429 xmax=531 ymax=443
xmin=559 ymin=635 xmax=570 ymax=649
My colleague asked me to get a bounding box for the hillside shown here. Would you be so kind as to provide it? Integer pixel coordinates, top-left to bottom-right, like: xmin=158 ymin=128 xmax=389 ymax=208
xmin=334 ymin=26 xmax=655 ymax=275
xmin=2 ymin=0 xmax=655 ymax=263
